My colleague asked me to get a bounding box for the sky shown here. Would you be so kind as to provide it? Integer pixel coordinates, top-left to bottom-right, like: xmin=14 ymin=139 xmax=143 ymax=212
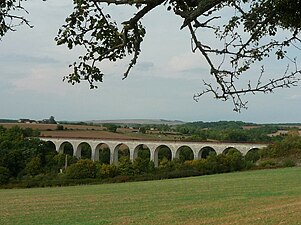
xmin=0 ymin=1 xmax=300 ymax=123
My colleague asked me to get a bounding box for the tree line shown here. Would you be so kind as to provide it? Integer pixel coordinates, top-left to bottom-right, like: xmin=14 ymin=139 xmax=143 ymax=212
xmin=0 ymin=125 xmax=300 ymax=188
xmin=134 ymin=121 xmax=284 ymax=143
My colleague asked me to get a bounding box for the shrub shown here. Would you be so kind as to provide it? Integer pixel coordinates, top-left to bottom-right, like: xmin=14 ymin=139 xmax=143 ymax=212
xmin=112 ymin=175 xmax=130 ymax=183
xmin=225 ymin=150 xmax=245 ymax=172
xmin=66 ymin=159 xmax=97 ymax=179
xmin=260 ymin=135 xmax=301 ymax=158
xmin=97 ymin=164 xmax=119 ymax=178
xmin=25 ymin=157 xmax=42 ymax=176
xmin=0 ymin=166 xmax=10 ymax=185
xmin=132 ymin=157 xmax=145 ymax=175
xmin=159 ymin=157 xmax=175 ymax=171
xmin=118 ymin=157 xmax=135 ymax=175
xmin=56 ymin=125 xmax=64 ymax=130
xmin=103 ymin=124 xmax=118 ymax=133
xmin=259 ymin=159 xmax=278 ymax=168
xmin=188 ymin=159 xmax=208 ymax=174
xmin=245 ymin=150 xmax=260 ymax=163
xmin=53 ymin=154 xmax=78 ymax=171
xmin=245 ymin=160 xmax=255 ymax=170
xmin=282 ymin=159 xmax=296 ymax=167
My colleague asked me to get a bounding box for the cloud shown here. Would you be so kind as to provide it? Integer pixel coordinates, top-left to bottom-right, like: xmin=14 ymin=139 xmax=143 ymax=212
xmin=150 ymin=52 xmax=209 ymax=80
xmin=289 ymin=94 xmax=301 ymax=100
xmin=167 ymin=52 xmax=208 ymax=72
xmin=0 ymin=54 xmax=59 ymax=65
xmin=135 ymin=61 xmax=155 ymax=71
xmin=10 ymin=66 xmax=76 ymax=95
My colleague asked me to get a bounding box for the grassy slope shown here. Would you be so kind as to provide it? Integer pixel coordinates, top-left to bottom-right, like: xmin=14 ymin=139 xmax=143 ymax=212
xmin=1 ymin=167 xmax=301 ymax=225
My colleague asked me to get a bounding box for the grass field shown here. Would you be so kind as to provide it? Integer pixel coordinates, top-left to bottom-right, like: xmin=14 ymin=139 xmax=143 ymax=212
xmin=1 ymin=167 xmax=301 ymax=225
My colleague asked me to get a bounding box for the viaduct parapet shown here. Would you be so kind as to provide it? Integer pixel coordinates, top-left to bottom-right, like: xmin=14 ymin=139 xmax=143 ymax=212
xmin=40 ymin=138 xmax=267 ymax=167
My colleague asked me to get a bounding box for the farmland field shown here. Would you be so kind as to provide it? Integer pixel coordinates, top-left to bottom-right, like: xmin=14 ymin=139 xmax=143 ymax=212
xmin=1 ymin=167 xmax=301 ymax=225
xmin=0 ymin=123 xmax=184 ymax=141
xmin=0 ymin=123 xmax=104 ymax=131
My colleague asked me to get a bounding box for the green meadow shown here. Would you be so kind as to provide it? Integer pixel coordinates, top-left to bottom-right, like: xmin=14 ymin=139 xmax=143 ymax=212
xmin=1 ymin=167 xmax=301 ymax=225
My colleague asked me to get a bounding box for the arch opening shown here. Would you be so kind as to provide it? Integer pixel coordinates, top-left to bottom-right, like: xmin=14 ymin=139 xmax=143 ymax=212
xmin=154 ymin=145 xmax=172 ymax=167
xmin=245 ymin=148 xmax=260 ymax=162
xmin=59 ymin=142 xmax=73 ymax=156
xmin=114 ymin=143 xmax=130 ymax=164
xmin=43 ymin=141 xmax=57 ymax=155
xmin=133 ymin=144 xmax=150 ymax=161
xmin=95 ymin=143 xmax=110 ymax=164
xmin=223 ymin=147 xmax=240 ymax=155
xmin=176 ymin=146 xmax=194 ymax=162
xmin=77 ymin=142 xmax=92 ymax=159
xmin=199 ymin=146 xmax=216 ymax=159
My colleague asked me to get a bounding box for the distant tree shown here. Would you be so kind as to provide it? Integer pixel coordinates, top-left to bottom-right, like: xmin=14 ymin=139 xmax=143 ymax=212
xmin=260 ymin=135 xmax=301 ymax=158
xmin=48 ymin=116 xmax=57 ymax=124
xmin=139 ymin=127 xmax=146 ymax=134
xmin=224 ymin=130 xmax=249 ymax=142
xmin=103 ymin=124 xmax=118 ymax=133
xmin=56 ymin=125 xmax=64 ymax=130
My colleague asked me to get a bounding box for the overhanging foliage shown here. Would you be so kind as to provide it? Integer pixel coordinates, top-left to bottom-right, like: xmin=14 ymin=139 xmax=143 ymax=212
xmin=1 ymin=0 xmax=300 ymax=111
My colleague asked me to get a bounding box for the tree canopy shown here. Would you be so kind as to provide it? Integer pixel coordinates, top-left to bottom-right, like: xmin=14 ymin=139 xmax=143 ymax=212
xmin=1 ymin=0 xmax=300 ymax=111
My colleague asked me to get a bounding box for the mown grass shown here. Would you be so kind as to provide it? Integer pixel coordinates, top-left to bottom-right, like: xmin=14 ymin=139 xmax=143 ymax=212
xmin=1 ymin=167 xmax=301 ymax=225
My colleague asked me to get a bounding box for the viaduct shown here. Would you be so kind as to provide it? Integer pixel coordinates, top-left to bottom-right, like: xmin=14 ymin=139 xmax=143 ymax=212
xmin=41 ymin=137 xmax=267 ymax=167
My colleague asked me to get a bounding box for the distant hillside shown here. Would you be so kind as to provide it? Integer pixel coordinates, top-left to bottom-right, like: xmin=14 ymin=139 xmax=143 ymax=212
xmin=184 ymin=121 xmax=257 ymax=129
xmin=0 ymin=119 xmax=18 ymax=123
xmin=89 ymin=119 xmax=185 ymax=126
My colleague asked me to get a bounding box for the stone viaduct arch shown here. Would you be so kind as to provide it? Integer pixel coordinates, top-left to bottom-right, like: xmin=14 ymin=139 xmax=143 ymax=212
xmin=41 ymin=138 xmax=267 ymax=167
xmin=175 ymin=145 xmax=194 ymax=161
xmin=133 ymin=144 xmax=151 ymax=161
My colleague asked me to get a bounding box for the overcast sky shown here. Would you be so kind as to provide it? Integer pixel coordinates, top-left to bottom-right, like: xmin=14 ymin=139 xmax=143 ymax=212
xmin=0 ymin=1 xmax=300 ymax=123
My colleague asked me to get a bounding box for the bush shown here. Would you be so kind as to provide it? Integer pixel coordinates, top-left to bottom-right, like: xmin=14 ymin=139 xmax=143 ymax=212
xmin=97 ymin=164 xmax=119 ymax=178
xmin=260 ymin=135 xmax=301 ymax=158
xmin=189 ymin=159 xmax=208 ymax=174
xmin=132 ymin=157 xmax=145 ymax=175
xmin=53 ymin=154 xmax=78 ymax=171
xmin=25 ymin=157 xmax=42 ymax=176
xmin=66 ymin=159 xmax=97 ymax=179
xmin=112 ymin=175 xmax=131 ymax=183
xmin=259 ymin=159 xmax=278 ymax=168
xmin=118 ymin=157 xmax=135 ymax=175
xmin=103 ymin=124 xmax=118 ymax=133
xmin=245 ymin=160 xmax=255 ymax=170
xmin=0 ymin=166 xmax=10 ymax=185
xmin=56 ymin=125 xmax=64 ymax=130
xmin=245 ymin=150 xmax=260 ymax=163
xmin=159 ymin=157 xmax=175 ymax=171
xmin=282 ymin=159 xmax=296 ymax=167
xmin=225 ymin=150 xmax=245 ymax=172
